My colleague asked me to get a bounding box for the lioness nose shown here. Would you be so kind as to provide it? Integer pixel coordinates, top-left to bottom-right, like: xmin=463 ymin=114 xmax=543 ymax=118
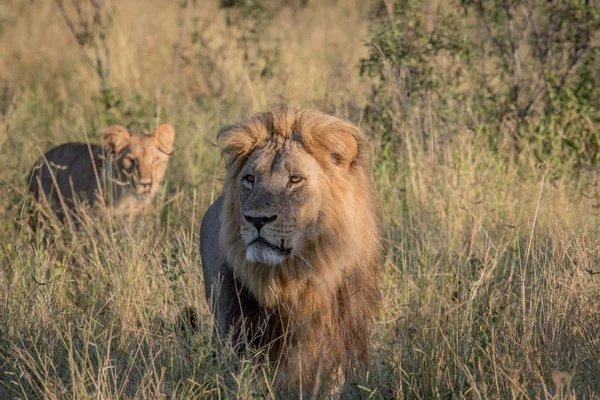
xmin=244 ymin=214 xmax=277 ymax=231
xmin=139 ymin=179 xmax=152 ymax=191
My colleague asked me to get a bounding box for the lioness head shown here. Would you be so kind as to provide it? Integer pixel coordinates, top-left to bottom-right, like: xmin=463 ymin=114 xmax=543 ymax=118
xmin=103 ymin=124 xmax=175 ymax=201
xmin=219 ymin=105 xmax=374 ymax=269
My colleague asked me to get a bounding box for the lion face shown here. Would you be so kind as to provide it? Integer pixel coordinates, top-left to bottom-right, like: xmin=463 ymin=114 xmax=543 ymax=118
xmin=237 ymin=141 xmax=324 ymax=265
xmin=103 ymin=124 xmax=175 ymax=202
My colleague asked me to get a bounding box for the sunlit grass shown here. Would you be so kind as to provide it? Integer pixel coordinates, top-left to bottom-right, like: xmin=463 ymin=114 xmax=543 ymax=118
xmin=1 ymin=0 xmax=599 ymax=398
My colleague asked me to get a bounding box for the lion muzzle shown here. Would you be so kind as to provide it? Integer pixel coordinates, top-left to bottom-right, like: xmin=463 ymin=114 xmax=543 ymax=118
xmin=243 ymin=212 xmax=293 ymax=265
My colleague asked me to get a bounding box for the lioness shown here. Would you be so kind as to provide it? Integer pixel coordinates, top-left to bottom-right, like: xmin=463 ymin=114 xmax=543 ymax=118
xmin=28 ymin=124 xmax=175 ymax=225
xmin=200 ymin=104 xmax=382 ymax=394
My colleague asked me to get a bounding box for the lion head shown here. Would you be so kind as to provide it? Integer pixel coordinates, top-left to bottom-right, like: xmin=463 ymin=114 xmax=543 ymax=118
xmin=217 ymin=103 xmax=382 ymax=308
xmin=103 ymin=124 xmax=175 ymax=204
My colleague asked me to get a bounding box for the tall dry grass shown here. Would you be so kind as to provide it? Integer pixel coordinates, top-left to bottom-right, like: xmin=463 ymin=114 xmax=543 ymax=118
xmin=1 ymin=0 xmax=599 ymax=398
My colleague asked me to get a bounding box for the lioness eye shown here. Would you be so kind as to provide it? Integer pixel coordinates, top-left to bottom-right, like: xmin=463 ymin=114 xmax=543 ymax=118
xmin=123 ymin=156 xmax=135 ymax=168
xmin=243 ymin=174 xmax=255 ymax=183
xmin=290 ymin=175 xmax=303 ymax=184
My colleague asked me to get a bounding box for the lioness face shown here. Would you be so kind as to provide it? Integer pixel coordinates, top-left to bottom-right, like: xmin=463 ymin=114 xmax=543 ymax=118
xmin=104 ymin=124 xmax=175 ymax=201
xmin=238 ymin=141 xmax=323 ymax=266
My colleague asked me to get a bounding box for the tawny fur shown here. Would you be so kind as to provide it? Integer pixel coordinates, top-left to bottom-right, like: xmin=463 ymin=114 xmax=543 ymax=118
xmin=200 ymin=104 xmax=382 ymax=392
xmin=28 ymin=124 xmax=175 ymax=224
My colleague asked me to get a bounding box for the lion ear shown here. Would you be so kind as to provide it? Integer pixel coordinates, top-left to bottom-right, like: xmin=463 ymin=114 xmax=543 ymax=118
xmin=217 ymin=124 xmax=255 ymax=166
xmin=328 ymin=129 xmax=359 ymax=167
xmin=154 ymin=124 xmax=175 ymax=154
xmin=103 ymin=125 xmax=130 ymax=152
xmin=311 ymin=124 xmax=360 ymax=169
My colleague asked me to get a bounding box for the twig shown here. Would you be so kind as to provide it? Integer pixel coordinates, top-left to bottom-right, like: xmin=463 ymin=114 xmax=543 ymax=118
xmin=54 ymin=0 xmax=112 ymax=100
xmin=31 ymin=273 xmax=51 ymax=286
xmin=171 ymin=0 xmax=193 ymax=111
xmin=55 ymin=0 xmax=96 ymax=69
xmin=586 ymin=269 xmax=600 ymax=276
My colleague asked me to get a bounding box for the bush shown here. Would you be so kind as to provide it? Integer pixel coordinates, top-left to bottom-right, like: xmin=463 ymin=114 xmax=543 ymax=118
xmin=362 ymin=0 xmax=600 ymax=169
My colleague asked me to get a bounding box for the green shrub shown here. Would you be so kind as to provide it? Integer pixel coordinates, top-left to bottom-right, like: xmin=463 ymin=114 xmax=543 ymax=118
xmin=362 ymin=0 xmax=600 ymax=169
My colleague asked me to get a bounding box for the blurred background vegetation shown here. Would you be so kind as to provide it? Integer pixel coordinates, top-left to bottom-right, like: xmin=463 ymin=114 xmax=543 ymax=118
xmin=0 ymin=0 xmax=599 ymax=398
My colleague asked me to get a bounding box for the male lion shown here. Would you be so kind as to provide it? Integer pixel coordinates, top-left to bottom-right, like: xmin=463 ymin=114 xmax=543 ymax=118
xmin=200 ymin=104 xmax=382 ymax=394
xmin=28 ymin=124 xmax=175 ymax=226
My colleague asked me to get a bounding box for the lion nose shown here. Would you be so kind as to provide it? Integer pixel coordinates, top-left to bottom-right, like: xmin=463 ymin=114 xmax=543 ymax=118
xmin=244 ymin=214 xmax=277 ymax=231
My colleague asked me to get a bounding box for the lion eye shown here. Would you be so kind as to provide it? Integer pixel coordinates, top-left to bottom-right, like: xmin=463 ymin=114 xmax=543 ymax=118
xmin=290 ymin=175 xmax=303 ymax=184
xmin=243 ymin=174 xmax=255 ymax=183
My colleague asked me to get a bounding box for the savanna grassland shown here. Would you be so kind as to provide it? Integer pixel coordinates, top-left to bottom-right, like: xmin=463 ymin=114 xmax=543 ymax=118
xmin=1 ymin=0 xmax=600 ymax=398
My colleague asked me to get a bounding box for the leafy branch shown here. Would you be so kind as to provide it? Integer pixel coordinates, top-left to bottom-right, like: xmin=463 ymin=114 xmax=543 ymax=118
xmin=55 ymin=0 xmax=113 ymax=105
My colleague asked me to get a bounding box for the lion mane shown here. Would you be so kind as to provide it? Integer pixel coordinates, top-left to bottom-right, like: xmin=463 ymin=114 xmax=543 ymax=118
xmin=201 ymin=104 xmax=382 ymax=392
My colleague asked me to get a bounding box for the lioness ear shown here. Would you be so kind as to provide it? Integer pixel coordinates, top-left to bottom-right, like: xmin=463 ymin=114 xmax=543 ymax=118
xmin=154 ymin=124 xmax=175 ymax=154
xmin=103 ymin=125 xmax=130 ymax=152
